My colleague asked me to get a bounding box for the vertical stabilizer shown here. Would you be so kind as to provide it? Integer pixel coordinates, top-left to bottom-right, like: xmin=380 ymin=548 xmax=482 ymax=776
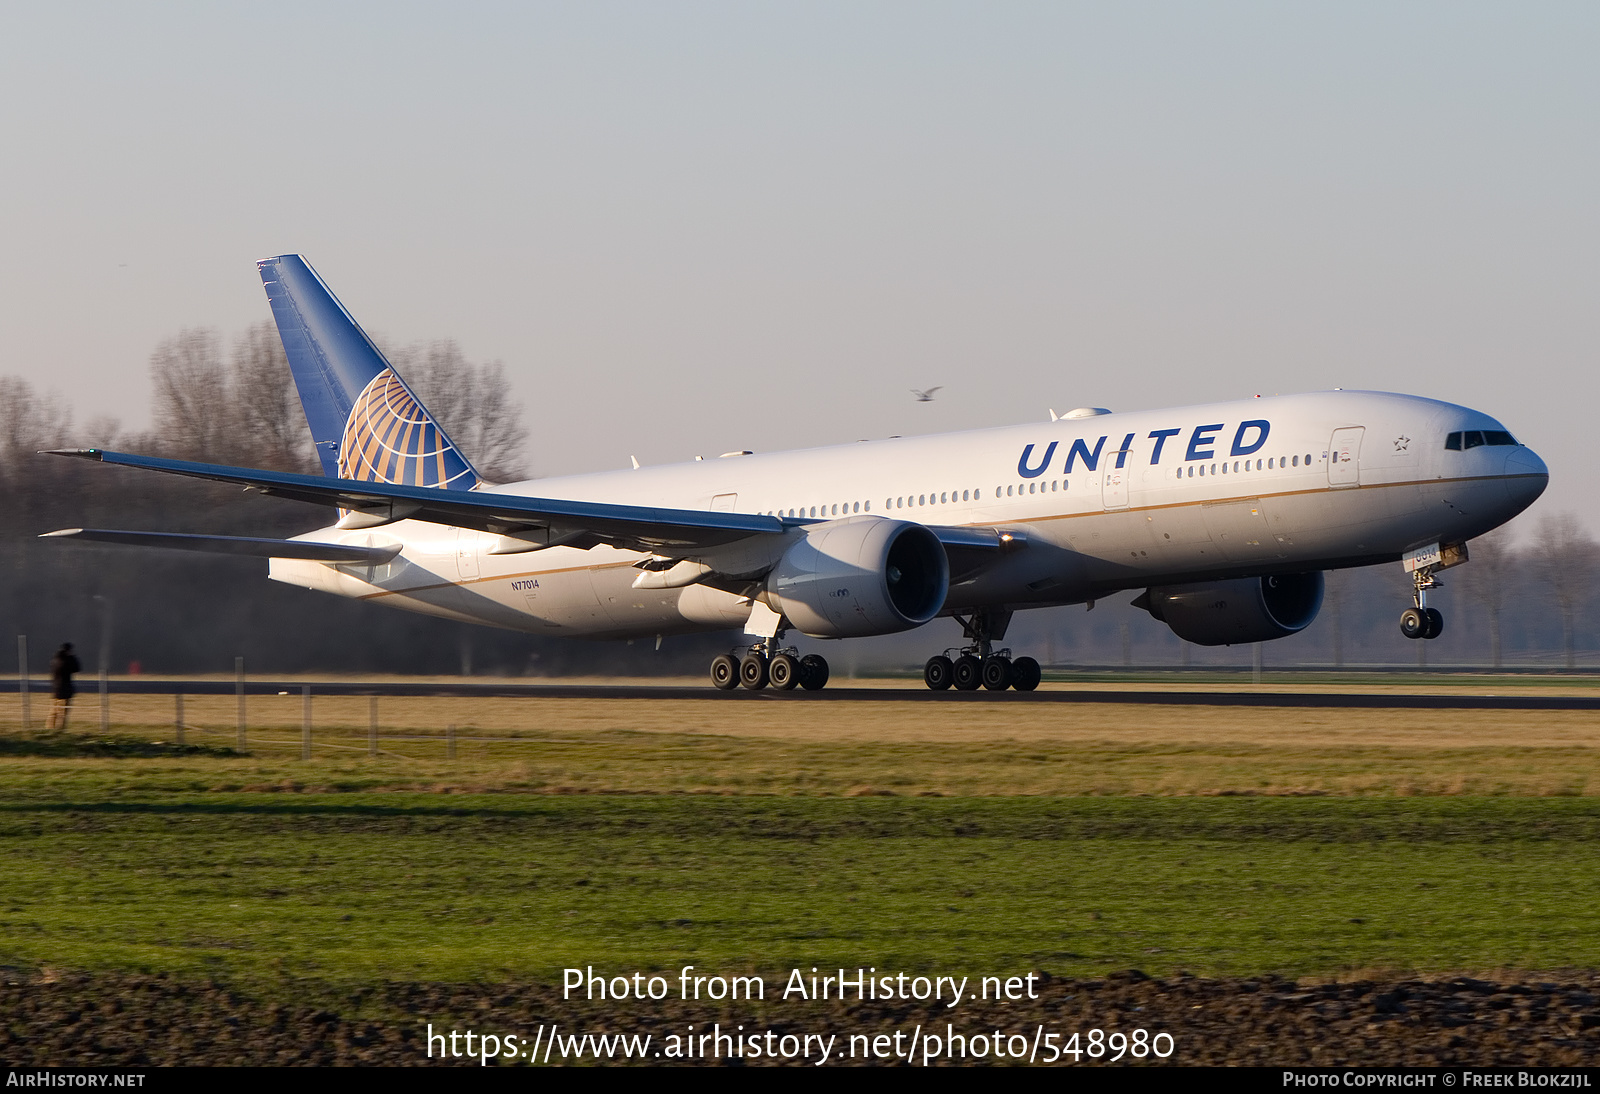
xmin=257 ymin=255 xmax=479 ymax=489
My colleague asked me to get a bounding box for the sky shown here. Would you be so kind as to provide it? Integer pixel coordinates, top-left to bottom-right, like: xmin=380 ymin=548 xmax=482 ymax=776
xmin=2 ymin=2 xmax=1596 ymax=533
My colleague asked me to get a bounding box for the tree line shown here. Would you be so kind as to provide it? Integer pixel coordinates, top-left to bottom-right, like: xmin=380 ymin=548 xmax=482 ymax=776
xmin=1 ymin=329 xmax=1594 ymax=675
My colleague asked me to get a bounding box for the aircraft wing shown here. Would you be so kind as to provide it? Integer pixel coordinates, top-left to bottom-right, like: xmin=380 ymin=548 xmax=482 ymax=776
xmin=46 ymin=449 xmax=1015 ymax=571
xmin=41 ymin=528 xmax=401 ymax=563
xmin=47 ymin=448 xmax=785 ymax=551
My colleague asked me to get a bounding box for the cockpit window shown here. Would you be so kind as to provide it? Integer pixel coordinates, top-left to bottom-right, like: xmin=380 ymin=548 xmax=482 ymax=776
xmin=1445 ymin=430 xmax=1518 ymax=450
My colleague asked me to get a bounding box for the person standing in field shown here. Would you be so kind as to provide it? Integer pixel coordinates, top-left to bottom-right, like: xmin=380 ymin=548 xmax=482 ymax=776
xmin=47 ymin=643 xmax=80 ymax=730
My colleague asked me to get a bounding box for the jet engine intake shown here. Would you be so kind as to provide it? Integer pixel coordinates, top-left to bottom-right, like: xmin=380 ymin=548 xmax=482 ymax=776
xmin=1135 ymin=572 xmax=1324 ymax=646
xmin=766 ymin=517 xmax=949 ymax=638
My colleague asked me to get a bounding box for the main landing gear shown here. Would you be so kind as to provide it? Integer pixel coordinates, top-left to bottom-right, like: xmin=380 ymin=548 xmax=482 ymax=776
xmin=1399 ymin=566 xmax=1445 ymax=641
xmin=711 ymin=643 xmax=829 ymax=692
xmin=922 ymin=608 xmax=1040 ymax=693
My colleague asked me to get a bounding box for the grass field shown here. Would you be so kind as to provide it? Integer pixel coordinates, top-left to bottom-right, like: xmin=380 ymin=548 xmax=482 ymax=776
xmin=4 ymin=681 xmax=1600 ymax=993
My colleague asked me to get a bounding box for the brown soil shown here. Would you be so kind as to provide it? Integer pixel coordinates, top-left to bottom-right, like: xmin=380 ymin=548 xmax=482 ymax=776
xmin=6 ymin=970 xmax=1599 ymax=1066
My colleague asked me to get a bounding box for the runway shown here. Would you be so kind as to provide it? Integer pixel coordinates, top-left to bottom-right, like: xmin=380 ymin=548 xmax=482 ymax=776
xmin=40 ymin=678 xmax=1600 ymax=710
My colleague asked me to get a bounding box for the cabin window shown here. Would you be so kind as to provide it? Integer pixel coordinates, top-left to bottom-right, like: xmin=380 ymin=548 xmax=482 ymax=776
xmin=1199 ymin=465 xmax=1205 ymax=477
xmin=1291 ymin=455 xmax=1298 ymax=467
xmin=962 ymin=489 xmax=969 ymax=501
xmin=1187 ymin=466 xmax=1194 ymax=478
xmin=1305 ymin=454 xmax=1312 ymax=465
xmin=940 ymin=492 xmax=947 ymax=503
xmin=1268 ymin=459 xmax=1274 ymax=469
xmin=864 ymin=501 xmax=871 ymax=512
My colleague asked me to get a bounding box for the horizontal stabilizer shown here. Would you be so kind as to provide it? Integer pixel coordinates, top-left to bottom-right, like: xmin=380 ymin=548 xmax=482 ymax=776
xmin=40 ymin=528 xmax=401 ymax=564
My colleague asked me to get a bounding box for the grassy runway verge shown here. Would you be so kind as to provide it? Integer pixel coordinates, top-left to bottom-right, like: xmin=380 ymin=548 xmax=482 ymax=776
xmin=3 ymin=686 xmax=1599 ymax=994
xmin=6 ymin=791 xmax=1600 ymax=988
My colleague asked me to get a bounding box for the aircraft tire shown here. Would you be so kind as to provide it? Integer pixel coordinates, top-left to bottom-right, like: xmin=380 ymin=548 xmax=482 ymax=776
xmin=769 ymin=653 xmax=800 ymax=691
xmin=953 ymin=656 xmax=982 ymax=691
xmin=740 ymin=654 xmax=770 ymax=690
xmin=1424 ymin=608 xmax=1444 ymax=640
xmin=1399 ymin=607 xmax=1427 ymax=640
xmin=1011 ymin=656 xmax=1041 ymax=692
xmin=981 ymin=656 xmax=1013 ymax=691
xmin=799 ymin=654 xmax=830 ymax=691
xmin=710 ymin=654 xmax=739 ymax=690
xmin=924 ymin=655 xmax=954 ymax=690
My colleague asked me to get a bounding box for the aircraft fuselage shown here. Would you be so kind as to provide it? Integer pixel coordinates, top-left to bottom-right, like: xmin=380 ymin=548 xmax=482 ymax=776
xmin=271 ymin=389 xmax=1547 ymax=640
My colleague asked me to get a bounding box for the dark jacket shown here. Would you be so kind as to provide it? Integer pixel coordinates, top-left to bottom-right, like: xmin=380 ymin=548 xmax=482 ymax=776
xmin=50 ymin=649 xmax=80 ymax=700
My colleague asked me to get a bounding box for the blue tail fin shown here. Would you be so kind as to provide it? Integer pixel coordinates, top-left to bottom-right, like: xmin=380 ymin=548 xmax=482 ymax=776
xmin=257 ymin=254 xmax=480 ymax=489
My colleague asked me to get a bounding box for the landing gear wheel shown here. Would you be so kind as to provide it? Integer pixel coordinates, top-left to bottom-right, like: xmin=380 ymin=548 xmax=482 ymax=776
xmin=769 ymin=653 xmax=799 ymax=691
xmin=1424 ymin=607 xmax=1444 ymax=640
xmin=739 ymin=654 xmax=769 ymax=690
xmin=799 ymin=654 xmax=830 ymax=691
xmin=924 ymin=655 xmax=954 ymax=691
xmin=981 ymin=656 xmax=1013 ymax=691
xmin=710 ymin=654 xmax=739 ymax=690
xmin=953 ymin=655 xmax=982 ymax=691
xmin=1011 ymin=656 xmax=1041 ymax=692
xmin=1399 ymin=607 xmax=1427 ymax=640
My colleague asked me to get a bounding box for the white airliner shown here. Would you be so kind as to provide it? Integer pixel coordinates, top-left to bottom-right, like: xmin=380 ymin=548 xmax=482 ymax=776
xmin=46 ymin=255 xmax=1548 ymax=692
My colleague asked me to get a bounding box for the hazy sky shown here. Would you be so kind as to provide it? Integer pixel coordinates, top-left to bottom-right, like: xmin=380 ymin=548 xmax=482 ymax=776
xmin=3 ymin=3 xmax=1596 ymax=532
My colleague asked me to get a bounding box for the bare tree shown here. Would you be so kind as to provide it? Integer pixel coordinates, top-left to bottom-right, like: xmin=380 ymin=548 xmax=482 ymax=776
xmin=149 ymin=328 xmax=230 ymax=461
xmin=1529 ymin=512 xmax=1597 ymax=670
xmin=231 ymin=322 xmax=315 ymax=472
xmin=1457 ymin=525 xmax=1518 ymax=670
xmin=385 ymin=340 xmax=529 ymax=483
xmin=0 ymin=376 xmax=73 ymax=487
xmin=1323 ymin=568 xmax=1349 ymax=668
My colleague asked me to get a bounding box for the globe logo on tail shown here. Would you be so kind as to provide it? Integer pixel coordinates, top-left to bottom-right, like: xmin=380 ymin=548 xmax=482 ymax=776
xmin=337 ymin=368 xmax=478 ymax=489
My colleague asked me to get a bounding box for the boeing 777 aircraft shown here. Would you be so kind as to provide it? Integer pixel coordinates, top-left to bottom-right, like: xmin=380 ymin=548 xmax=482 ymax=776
xmin=46 ymin=255 xmax=1548 ymax=692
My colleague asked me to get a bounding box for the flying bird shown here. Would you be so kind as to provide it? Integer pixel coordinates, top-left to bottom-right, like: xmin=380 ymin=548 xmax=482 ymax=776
xmin=911 ymin=386 xmax=942 ymax=402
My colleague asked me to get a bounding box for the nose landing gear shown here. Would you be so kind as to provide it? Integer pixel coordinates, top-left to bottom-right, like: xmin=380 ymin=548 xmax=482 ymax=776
xmin=1399 ymin=565 xmax=1445 ymax=641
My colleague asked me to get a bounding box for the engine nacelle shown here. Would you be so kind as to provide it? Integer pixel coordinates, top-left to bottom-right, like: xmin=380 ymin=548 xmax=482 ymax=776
xmin=766 ymin=517 xmax=949 ymax=638
xmin=1136 ymin=572 xmax=1324 ymax=646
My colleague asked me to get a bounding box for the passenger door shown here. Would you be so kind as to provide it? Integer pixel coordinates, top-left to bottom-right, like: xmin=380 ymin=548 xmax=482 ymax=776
xmin=1329 ymin=427 xmax=1363 ymax=488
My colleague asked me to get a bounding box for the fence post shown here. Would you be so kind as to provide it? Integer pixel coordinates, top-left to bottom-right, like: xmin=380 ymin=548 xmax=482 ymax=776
xmin=17 ymin=635 xmax=28 ymax=731
xmin=175 ymin=693 xmax=185 ymax=747
xmin=447 ymin=722 xmax=456 ymax=761
xmin=1253 ymin=642 xmax=1263 ymax=686
xmin=99 ymin=661 xmax=109 ymax=733
xmin=369 ymin=695 xmax=378 ymax=757
xmin=301 ymin=685 xmax=311 ymax=761
xmin=236 ymin=657 xmax=246 ymax=749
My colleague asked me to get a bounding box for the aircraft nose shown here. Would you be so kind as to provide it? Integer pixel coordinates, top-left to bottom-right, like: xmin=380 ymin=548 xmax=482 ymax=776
xmin=1503 ymin=446 xmax=1549 ymax=513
